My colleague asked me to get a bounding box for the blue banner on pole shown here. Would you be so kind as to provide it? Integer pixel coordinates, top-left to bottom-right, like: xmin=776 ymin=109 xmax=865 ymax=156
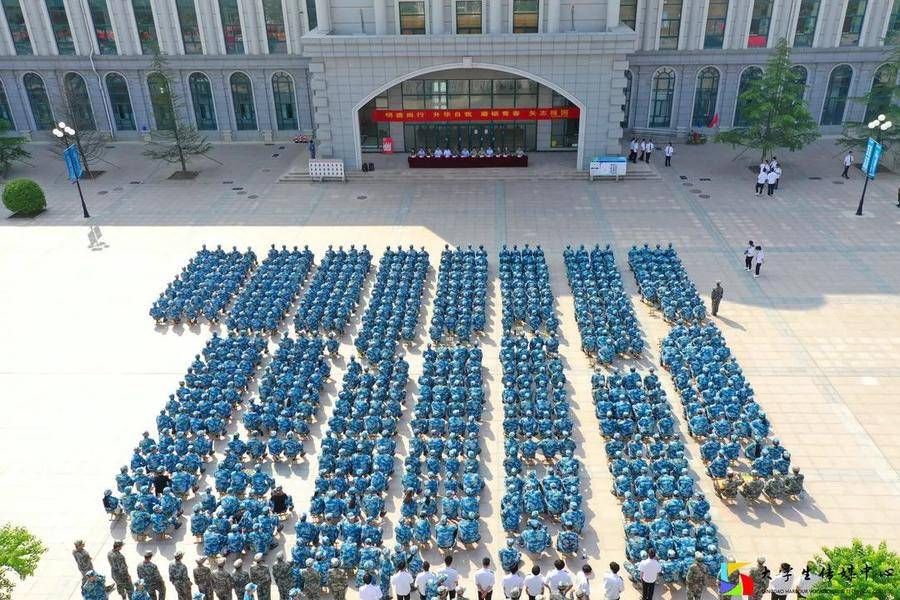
xmin=63 ymin=144 xmax=84 ymax=182
xmin=861 ymin=137 xmax=882 ymax=179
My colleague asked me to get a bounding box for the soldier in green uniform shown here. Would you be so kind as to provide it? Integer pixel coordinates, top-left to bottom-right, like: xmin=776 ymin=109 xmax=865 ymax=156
xmin=250 ymin=554 xmax=273 ymax=600
xmin=271 ymin=553 xmax=293 ymax=600
xmin=685 ymin=552 xmax=707 ymax=600
xmin=169 ymin=551 xmax=193 ymax=600
xmin=194 ymin=558 xmax=214 ymax=600
xmin=328 ymin=559 xmax=349 ymax=600
xmin=784 ymin=467 xmax=805 ymax=498
xmin=74 ymin=540 xmax=95 ymax=583
xmin=107 ymin=541 xmax=133 ymax=599
xmin=233 ymin=560 xmax=251 ymax=600
xmin=739 ymin=473 xmax=764 ymax=502
xmin=715 ymin=472 xmax=740 ymax=501
xmin=749 ymin=557 xmax=770 ymax=600
xmin=137 ymin=551 xmax=167 ymax=600
xmin=300 ymin=558 xmax=321 ymax=600
xmin=211 ymin=559 xmax=234 ymax=600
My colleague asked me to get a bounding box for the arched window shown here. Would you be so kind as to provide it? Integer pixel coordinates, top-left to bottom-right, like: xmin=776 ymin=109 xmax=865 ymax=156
xmin=189 ymin=72 xmax=217 ymax=130
xmin=147 ymin=72 xmax=175 ymax=130
xmin=649 ymin=68 xmax=675 ymax=128
xmin=105 ymin=73 xmax=135 ymax=131
xmin=865 ymin=64 xmax=897 ymax=122
xmin=271 ymin=72 xmax=297 ymax=131
xmin=621 ymin=70 xmax=632 ymax=128
xmin=0 ymin=79 xmax=14 ymax=126
xmin=63 ymin=72 xmax=96 ymax=131
xmin=691 ymin=67 xmax=719 ymax=128
xmin=791 ymin=65 xmax=808 ymax=89
xmin=23 ymin=73 xmax=53 ymax=130
xmin=733 ymin=66 xmax=762 ymax=127
xmin=230 ymin=72 xmax=257 ymax=130
xmin=821 ymin=65 xmax=852 ymax=125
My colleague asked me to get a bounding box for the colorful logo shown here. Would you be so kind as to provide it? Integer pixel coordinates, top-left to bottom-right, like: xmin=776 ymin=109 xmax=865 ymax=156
xmin=719 ymin=562 xmax=755 ymax=596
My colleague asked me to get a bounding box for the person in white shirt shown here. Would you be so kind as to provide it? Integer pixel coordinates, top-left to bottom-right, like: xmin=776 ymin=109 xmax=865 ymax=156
xmin=361 ymin=573 xmax=384 ymax=600
xmin=663 ymin=143 xmax=674 ymax=167
xmin=433 ymin=146 xmax=443 ymax=158
xmin=769 ymin=156 xmax=778 ymax=171
xmin=502 ymin=570 xmax=524 ymax=599
xmin=460 ymin=148 xmax=471 ymax=158
xmin=628 ymin=138 xmax=638 ymax=163
xmin=644 ymin=139 xmax=654 ymax=163
xmin=638 ymin=139 xmax=647 ymax=162
xmin=391 ymin=562 xmax=415 ymax=600
xmin=601 ymin=562 xmax=624 ymax=600
xmin=770 ymin=563 xmax=794 ymax=600
xmin=417 ymin=147 xmax=426 ymax=158
xmin=415 ymin=562 xmax=437 ymax=600
xmin=753 ymin=244 xmax=764 ymax=278
xmin=795 ymin=562 xmax=822 ymax=599
xmin=842 ymin=150 xmax=853 ymax=178
xmin=744 ymin=240 xmax=756 ymax=271
xmin=443 ymin=147 xmax=453 ymax=158
xmin=766 ymin=168 xmax=778 ymax=195
xmin=440 ymin=556 xmax=460 ymax=599
xmin=756 ymin=169 xmax=768 ymax=196
xmin=574 ymin=564 xmax=593 ymax=600
xmin=637 ymin=549 xmax=661 ymax=600
xmin=485 ymin=146 xmax=495 ymax=157
xmin=773 ymin=164 xmax=782 ymax=190
xmin=759 ymin=160 xmax=768 ymax=173
xmin=474 ymin=557 xmax=496 ymax=600
xmin=523 ymin=566 xmax=543 ymax=600
xmin=544 ymin=560 xmax=573 ymax=595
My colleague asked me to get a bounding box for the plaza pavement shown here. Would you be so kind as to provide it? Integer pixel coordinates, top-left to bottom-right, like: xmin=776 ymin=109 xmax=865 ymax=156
xmin=1 ymin=139 xmax=899 ymax=600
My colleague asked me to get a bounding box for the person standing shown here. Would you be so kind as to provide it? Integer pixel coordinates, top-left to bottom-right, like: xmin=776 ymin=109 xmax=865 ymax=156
xmin=842 ymin=150 xmax=853 ymax=178
xmin=638 ymin=139 xmax=647 ymax=162
xmin=756 ymin=169 xmax=767 ymax=196
xmin=637 ymin=549 xmax=661 ymax=600
xmin=360 ymin=574 xmax=383 ymax=600
xmin=645 ymin=140 xmax=655 ymax=163
xmin=770 ymin=563 xmax=793 ymax=600
xmin=391 ymin=561 xmax=415 ymax=600
xmin=766 ymin=168 xmax=778 ymax=195
xmin=502 ymin=566 xmax=524 ymax=599
xmin=137 ymin=552 xmax=166 ymax=600
xmin=773 ymin=163 xmax=782 ymax=190
xmin=749 ymin=557 xmax=771 ymax=600
xmin=628 ymin=138 xmax=638 ymax=163
xmin=664 ymin=143 xmax=674 ymax=167
xmin=193 ymin=558 xmax=214 ymax=600
xmin=574 ymin=565 xmax=592 ymax=600
xmin=169 ymin=552 xmax=192 ymax=600
xmin=744 ymin=241 xmax=756 ymax=271
xmin=684 ymin=554 xmax=707 ymax=600
xmin=474 ymin=557 xmax=496 ymax=600
xmin=439 ymin=556 xmax=460 ymax=600
xmin=754 ymin=245 xmax=765 ymax=278
xmin=107 ymin=541 xmax=133 ymax=599
xmin=523 ymin=566 xmax=543 ymax=600
xmin=211 ymin=559 xmax=233 ymax=600
xmin=250 ymin=555 xmax=272 ymax=600
xmin=711 ymin=281 xmax=724 ymax=317
xmin=601 ymin=563 xmax=623 ymax=600
xmin=271 ymin=554 xmax=293 ymax=600
xmin=233 ymin=560 xmax=252 ymax=600
xmin=414 ymin=562 xmax=436 ymax=600
xmin=73 ymin=540 xmax=95 ymax=583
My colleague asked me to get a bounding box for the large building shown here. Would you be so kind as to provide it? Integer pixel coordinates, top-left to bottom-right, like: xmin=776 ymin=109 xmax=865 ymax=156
xmin=0 ymin=0 xmax=897 ymax=170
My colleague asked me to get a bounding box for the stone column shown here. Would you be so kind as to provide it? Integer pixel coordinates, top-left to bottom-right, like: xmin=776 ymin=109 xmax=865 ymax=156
xmin=489 ymin=0 xmax=502 ymax=33
xmin=432 ymin=0 xmax=444 ymax=34
xmin=547 ymin=0 xmax=560 ymax=33
xmin=315 ymin=0 xmax=332 ymax=32
xmin=606 ymin=0 xmax=619 ymax=30
xmin=374 ymin=0 xmax=387 ymax=34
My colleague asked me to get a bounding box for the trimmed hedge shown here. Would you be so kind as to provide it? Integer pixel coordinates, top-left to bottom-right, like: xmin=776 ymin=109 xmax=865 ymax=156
xmin=2 ymin=178 xmax=45 ymax=215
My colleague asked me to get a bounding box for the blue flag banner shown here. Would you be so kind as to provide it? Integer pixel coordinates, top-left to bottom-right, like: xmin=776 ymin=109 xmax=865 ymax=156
xmin=861 ymin=137 xmax=882 ymax=179
xmin=63 ymin=144 xmax=84 ymax=182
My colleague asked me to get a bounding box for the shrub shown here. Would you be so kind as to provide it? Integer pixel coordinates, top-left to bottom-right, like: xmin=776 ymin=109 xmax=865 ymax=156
xmin=2 ymin=178 xmax=45 ymax=215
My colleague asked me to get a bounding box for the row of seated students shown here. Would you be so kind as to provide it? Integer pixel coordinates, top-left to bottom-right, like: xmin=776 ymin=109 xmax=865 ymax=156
xmin=413 ymin=146 xmax=526 ymax=158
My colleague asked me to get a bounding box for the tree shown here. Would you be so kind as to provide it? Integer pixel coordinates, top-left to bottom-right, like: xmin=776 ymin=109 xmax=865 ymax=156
xmin=0 ymin=523 xmax=47 ymax=600
xmin=2 ymin=178 xmax=45 ymax=214
xmin=809 ymin=539 xmax=900 ymax=599
xmin=142 ymin=49 xmax=212 ymax=174
xmin=715 ymin=38 xmax=820 ymax=162
xmin=0 ymin=119 xmax=30 ymax=178
xmin=839 ymin=36 xmax=900 ymax=154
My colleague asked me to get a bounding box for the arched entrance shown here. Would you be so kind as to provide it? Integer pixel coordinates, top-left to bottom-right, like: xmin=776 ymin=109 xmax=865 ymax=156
xmin=352 ymin=63 xmax=586 ymax=169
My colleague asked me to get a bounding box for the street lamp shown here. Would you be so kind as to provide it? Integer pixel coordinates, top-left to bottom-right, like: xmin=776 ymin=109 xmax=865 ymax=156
xmin=52 ymin=121 xmax=90 ymax=218
xmin=855 ymin=114 xmax=892 ymax=216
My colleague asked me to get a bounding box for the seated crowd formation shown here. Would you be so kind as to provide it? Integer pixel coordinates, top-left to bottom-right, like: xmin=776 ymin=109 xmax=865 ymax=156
xmin=430 ymin=246 xmax=488 ymax=343
xmin=294 ymin=245 xmax=373 ymax=337
xmin=150 ymin=246 xmax=257 ymax=324
xmin=499 ymin=245 xmax=558 ymax=334
xmin=413 ymin=146 xmax=526 ymax=158
xmin=628 ymin=244 xmax=706 ymax=323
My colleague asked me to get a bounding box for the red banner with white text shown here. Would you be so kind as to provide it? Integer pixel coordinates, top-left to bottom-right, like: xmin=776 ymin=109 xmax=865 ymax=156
xmin=372 ymin=107 xmax=580 ymax=122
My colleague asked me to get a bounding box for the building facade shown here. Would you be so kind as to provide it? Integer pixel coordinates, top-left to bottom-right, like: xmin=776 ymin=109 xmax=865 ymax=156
xmin=0 ymin=0 xmax=897 ymax=170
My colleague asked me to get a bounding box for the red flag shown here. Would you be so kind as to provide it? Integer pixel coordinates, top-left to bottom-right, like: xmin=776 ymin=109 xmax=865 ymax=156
xmin=708 ymin=113 xmax=720 ymax=128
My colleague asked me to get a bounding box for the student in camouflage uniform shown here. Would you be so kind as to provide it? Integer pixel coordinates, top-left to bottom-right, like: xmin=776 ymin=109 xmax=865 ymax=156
xmin=328 ymin=559 xmax=350 ymax=600
xmin=271 ymin=553 xmax=293 ymax=600
xmin=194 ymin=558 xmax=214 ymax=600
xmin=685 ymin=553 xmax=707 ymax=600
xmin=211 ymin=559 xmax=234 ymax=600
xmin=233 ymin=560 xmax=252 ymax=600
xmin=74 ymin=540 xmax=95 ymax=583
xmin=169 ymin=551 xmax=193 ymax=600
xmin=137 ymin=551 xmax=167 ymax=600
xmin=749 ymin=557 xmax=771 ymax=600
xmin=300 ymin=558 xmax=321 ymax=600
xmin=107 ymin=541 xmax=133 ymax=599
xmin=250 ymin=554 xmax=273 ymax=600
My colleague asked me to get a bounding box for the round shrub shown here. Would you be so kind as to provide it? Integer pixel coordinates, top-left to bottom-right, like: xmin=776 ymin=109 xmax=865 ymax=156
xmin=2 ymin=178 xmax=46 ymax=215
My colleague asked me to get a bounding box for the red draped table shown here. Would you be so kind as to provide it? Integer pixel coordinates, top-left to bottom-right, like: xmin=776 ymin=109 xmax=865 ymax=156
xmin=407 ymin=155 xmax=528 ymax=168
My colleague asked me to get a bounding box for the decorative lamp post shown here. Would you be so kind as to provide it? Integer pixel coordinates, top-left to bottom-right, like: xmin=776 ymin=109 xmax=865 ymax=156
xmin=855 ymin=114 xmax=892 ymax=216
xmin=52 ymin=121 xmax=90 ymax=218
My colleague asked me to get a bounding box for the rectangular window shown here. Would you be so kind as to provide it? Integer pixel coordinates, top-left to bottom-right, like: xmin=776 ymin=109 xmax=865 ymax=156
xmin=306 ymin=0 xmax=317 ymax=30
xmin=131 ymin=0 xmax=158 ymax=54
xmin=550 ymin=92 xmax=577 ymax=149
xmin=704 ymin=0 xmax=728 ymax=49
xmin=399 ymin=1 xmax=426 ymax=34
xmin=2 ymin=0 xmax=31 ymax=55
xmin=889 ymin=0 xmax=900 ymax=39
xmin=620 ymin=0 xmax=637 ymax=29
xmin=176 ymin=0 xmax=202 ymax=54
xmin=748 ymin=0 xmax=773 ymax=47
xmin=659 ymin=0 xmax=682 ymax=49
xmin=840 ymin=0 xmax=867 ymax=46
xmin=793 ymin=0 xmax=819 ymax=47
xmin=262 ymin=0 xmax=286 ymax=53
xmin=87 ymin=0 xmax=117 ymax=54
xmin=456 ymin=0 xmax=482 ymax=34
xmin=218 ymin=0 xmax=244 ymax=54
xmin=45 ymin=0 xmax=74 ymax=55
xmin=512 ymin=0 xmax=538 ymax=33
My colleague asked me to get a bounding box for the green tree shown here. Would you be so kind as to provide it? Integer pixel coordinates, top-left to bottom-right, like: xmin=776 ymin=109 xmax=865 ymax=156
xmin=838 ymin=36 xmax=900 ymax=154
xmin=142 ymin=49 xmax=212 ymax=174
xmin=809 ymin=539 xmax=900 ymax=599
xmin=715 ymin=38 xmax=820 ymax=162
xmin=0 ymin=523 xmax=47 ymax=600
xmin=0 ymin=119 xmax=30 ymax=178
